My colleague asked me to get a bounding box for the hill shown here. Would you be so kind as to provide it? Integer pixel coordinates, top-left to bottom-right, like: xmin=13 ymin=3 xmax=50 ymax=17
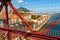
xmin=18 ymin=7 xmax=30 ymax=14
xmin=11 ymin=7 xmax=30 ymax=14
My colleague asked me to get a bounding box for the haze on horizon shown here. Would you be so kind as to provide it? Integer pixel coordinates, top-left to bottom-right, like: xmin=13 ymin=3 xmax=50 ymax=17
xmin=11 ymin=0 xmax=60 ymax=12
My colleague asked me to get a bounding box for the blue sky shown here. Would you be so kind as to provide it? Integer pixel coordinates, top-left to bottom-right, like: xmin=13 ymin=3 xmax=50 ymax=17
xmin=11 ymin=0 xmax=60 ymax=12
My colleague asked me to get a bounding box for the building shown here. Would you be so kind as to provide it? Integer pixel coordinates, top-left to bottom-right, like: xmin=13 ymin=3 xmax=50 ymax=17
xmin=30 ymin=14 xmax=50 ymax=31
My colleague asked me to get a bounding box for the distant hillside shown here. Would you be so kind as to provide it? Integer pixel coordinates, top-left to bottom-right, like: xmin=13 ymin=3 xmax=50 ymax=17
xmin=11 ymin=7 xmax=30 ymax=14
xmin=18 ymin=7 xmax=30 ymax=13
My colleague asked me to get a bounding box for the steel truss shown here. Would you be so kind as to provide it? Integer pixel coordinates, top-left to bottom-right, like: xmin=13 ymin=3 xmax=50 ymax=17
xmin=0 ymin=0 xmax=60 ymax=40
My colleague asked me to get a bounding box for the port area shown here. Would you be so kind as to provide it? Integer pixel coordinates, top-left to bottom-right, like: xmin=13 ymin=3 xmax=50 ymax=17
xmin=0 ymin=10 xmax=60 ymax=40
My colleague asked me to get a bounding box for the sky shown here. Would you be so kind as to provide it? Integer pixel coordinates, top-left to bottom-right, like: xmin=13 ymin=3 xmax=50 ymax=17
xmin=11 ymin=0 xmax=60 ymax=12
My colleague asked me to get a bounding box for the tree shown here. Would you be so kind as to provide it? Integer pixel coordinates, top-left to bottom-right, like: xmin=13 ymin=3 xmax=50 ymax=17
xmin=31 ymin=15 xmax=41 ymax=19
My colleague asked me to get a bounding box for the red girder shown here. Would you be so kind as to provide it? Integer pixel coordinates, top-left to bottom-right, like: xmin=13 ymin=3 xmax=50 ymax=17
xmin=39 ymin=20 xmax=58 ymax=33
xmin=5 ymin=3 xmax=9 ymax=28
xmin=0 ymin=27 xmax=60 ymax=40
xmin=0 ymin=0 xmax=60 ymax=40
xmin=7 ymin=2 xmax=33 ymax=32
xmin=0 ymin=0 xmax=11 ymax=2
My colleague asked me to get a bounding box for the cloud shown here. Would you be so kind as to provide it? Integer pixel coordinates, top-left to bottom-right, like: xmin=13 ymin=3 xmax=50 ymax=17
xmin=18 ymin=0 xmax=28 ymax=5
xmin=18 ymin=0 xmax=23 ymax=3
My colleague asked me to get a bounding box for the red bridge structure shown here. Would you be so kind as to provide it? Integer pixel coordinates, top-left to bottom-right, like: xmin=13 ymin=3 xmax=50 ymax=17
xmin=0 ymin=0 xmax=60 ymax=40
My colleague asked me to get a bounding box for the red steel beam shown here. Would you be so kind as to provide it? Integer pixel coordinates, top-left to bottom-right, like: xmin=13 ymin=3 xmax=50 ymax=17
xmin=0 ymin=0 xmax=60 ymax=40
xmin=0 ymin=27 xmax=60 ymax=40
xmin=5 ymin=3 xmax=9 ymax=28
xmin=39 ymin=16 xmax=60 ymax=34
xmin=8 ymin=31 xmax=12 ymax=40
xmin=5 ymin=2 xmax=12 ymax=40
xmin=7 ymin=2 xmax=33 ymax=31
xmin=39 ymin=20 xmax=58 ymax=33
